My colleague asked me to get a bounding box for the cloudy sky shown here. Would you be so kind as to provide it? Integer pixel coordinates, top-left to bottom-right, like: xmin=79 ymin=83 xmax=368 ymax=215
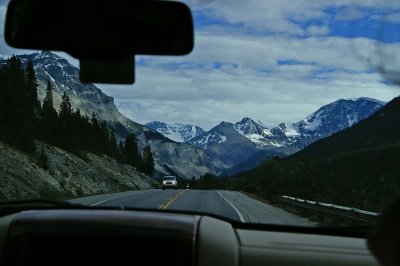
xmin=1 ymin=0 xmax=400 ymax=130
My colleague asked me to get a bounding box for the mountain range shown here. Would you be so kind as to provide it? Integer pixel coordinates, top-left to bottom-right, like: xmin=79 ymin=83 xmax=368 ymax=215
xmin=285 ymin=96 xmax=400 ymax=163
xmin=154 ymin=98 xmax=385 ymax=172
xmin=0 ymin=51 xmax=225 ymax=179
xmin=230 ymin=96 xmax=400 ymax=212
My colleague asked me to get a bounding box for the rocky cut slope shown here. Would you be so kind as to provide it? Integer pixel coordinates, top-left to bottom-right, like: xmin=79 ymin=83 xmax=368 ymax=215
xmin=0 ymin=141 xmax=153 ymax=201
xmin=0 ymin=51 xmax=225 ymax=179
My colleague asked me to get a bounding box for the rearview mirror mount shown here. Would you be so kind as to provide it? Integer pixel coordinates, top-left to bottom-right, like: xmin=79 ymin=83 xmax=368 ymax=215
xmin=5 ymin=0 xmax=194 ymax=84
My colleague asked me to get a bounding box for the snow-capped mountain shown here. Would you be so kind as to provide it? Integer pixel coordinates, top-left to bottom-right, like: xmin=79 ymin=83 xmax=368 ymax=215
xmin=189 ymin=98 xmax=385 ymax=168
xmin=0 ymin=51 xmax=225 ymax=178
xmin=295 ymin=97 xmax=384 ymax=137
xmin=145 ymin=121 xmax=205 ymax=142
xmin=262 ymin=98 xmax=385 ymax=152
xmin=233 ymin=117 xmax=280 ymax=149
xmin=232 ymin=98 xmax=384 ymax=152
xmin=187 ymin=122 xmax=259 ymax=167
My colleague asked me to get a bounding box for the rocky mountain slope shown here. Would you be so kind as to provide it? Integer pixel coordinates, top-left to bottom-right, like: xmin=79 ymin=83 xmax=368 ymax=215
xmin=285 ymin=96 xmax=400 ymax=163
xmin=262 ymin=97 xmax=385 ymax=152
xmin=0 ymin=141 xmax=153 ymax=201
xmin=188 ymin=122 xmax=259 ymax=167
xmin=0 ymin=51 xmax=224 ymax=178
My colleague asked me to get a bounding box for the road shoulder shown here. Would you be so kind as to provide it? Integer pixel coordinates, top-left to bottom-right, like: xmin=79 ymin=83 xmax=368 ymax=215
xmin=68 ymin=189 xmax=153 ymax=206
xmin=218 ymin=190 xmax=316 ymax=226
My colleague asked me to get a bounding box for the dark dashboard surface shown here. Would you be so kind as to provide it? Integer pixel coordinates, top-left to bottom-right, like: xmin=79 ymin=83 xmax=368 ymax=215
xmin=0 ymin=209 xmax=379 ymax=266
xmin=1 ymin=210 xmax=199 ymax=266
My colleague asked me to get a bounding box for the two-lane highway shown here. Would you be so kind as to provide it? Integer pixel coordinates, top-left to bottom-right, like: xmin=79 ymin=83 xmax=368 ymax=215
xmin=165 ymin=190 xmax=241 ymax=221
xmin=70 ymin=189 xmax=315 ymax=226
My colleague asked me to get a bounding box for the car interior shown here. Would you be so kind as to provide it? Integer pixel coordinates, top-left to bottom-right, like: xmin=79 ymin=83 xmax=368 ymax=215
xmin=0 ymin=206 xmax=391 ymax=266
xmin=1 ymin=0 xmax=399 ymax=265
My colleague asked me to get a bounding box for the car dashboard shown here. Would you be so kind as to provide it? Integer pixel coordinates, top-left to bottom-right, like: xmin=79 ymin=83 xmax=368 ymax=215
xmin=0 ymin=209 xmax=379 ymax=266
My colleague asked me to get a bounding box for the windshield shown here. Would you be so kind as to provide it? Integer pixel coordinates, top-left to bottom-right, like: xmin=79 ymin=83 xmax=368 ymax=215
xmin=0 ymin=0 xmax=399 ymax=229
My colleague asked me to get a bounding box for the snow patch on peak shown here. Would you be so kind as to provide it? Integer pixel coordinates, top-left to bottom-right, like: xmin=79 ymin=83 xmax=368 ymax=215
xmin=219 ymin=135 xmax=227 ymax=143
xmin=234 ymin=117 xmax=266 ymax=137
xmin=145 ymin=121 xmax=205 ymax=142
xmin=191 ymin=132 xmax=227 ymax=149
xmin=283 ymin=123 xmax=300 ymax=137
xmin=34 ymin=51 xmax=59 ymax=60
xmin=346 ymin=113 xmax=358 ymax=126
xmin=302 ymin=110 xmax=323 ymax=131
xmin=339 ymin=97 xmax=385 ymax=105
xmin=42 ymin=69 xmax=58 ymax=89
xmin=355 ymin=97 xmax=385 ymax=105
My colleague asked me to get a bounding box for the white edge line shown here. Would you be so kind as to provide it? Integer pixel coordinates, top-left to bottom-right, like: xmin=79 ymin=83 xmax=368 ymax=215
xmin=90 ymin=190 xmax=149 ymax=206
xmin=216 ymin=191 xmax=245 ymax=223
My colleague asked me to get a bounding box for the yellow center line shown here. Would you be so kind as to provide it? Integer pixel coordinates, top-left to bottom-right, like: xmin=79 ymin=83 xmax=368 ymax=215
xmin=159 ymin=190 xmax=186 ymax=210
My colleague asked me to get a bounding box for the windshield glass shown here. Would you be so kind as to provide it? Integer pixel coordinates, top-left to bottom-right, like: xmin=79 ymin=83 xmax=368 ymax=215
xmin=0 ymin=0 xmax=399 ymax=228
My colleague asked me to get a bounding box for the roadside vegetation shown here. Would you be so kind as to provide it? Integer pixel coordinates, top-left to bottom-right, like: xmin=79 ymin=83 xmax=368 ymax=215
xmin=192 ymin=146 xmax=399 ymax=216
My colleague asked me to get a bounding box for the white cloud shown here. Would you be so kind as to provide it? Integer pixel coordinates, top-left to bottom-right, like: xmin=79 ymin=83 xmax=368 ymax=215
xmin=0 ymin=5 xmax=6 ymax=38
xmin=186 ymin=0 xmax=400 ymax=37
xmin=99 ymin=34 xmax=400 ymax=129
xmin=96 ymin=21 xmax=400 ymax=129
xmin=143 ymin=33 xmax=394 ymax=74
xmin=371 ymin=11 xmax=400 ymax=24
xmin=306 ymin=25 xmax=330 ymax=36
xmin=335 ymin=7 xmax=364 ymax=21
xmin=381 ymin=12 xmax=400 ymax=23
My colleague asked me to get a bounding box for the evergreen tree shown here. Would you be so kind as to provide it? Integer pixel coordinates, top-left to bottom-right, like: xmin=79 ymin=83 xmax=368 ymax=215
xmin=59 ymin=91 xmax=72 ymax=120
xmin=3 ymin=56 xmax=25 ymax=143
xmin=0 ymin=65 xmax=6 ymax=140
xmin=69 ymin=108 xmax=84 ymax=151
xmin=25 ymin=60 xmax=41 ymax=117
xmin=123 ymin=133 xmax=142 ymax=167
xmin=99 ymin=120 xmax=109 ymax=153
xmin=91 ymin=113 xmax=99 ymax=127
xmin=43 ymin=80 xmax=55 ymax=112
xmin=41 ymin=80 xmax=58 ymax=144
xmin=141 ymin=145 xmax=155 ymax=176
xmin=0 ymin=56 xmax=36 ymax=152
xmin=117 ymin=140 xmax=125 ymax=162
xmin=109 ymin=129 xmax=118 ymax=157
xmin=88 ymin=113 xmax=101 ymax=152
xmin=58 ymin=91 xmax=73 ymax=148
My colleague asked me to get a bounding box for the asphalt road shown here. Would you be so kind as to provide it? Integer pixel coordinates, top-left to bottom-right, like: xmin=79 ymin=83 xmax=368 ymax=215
xmin=70 ymin=189 xmax=314 ymax=226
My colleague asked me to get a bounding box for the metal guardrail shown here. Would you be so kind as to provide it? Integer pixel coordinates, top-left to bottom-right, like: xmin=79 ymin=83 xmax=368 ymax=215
xmin=281 ymin=195 xmax=380 ymax=224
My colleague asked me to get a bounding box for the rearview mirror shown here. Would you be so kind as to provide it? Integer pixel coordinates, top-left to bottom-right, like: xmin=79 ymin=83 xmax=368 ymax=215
xmin=5 ymin=0 xmax=194 ymax=60
xmin=5 ymin=0 xmax=194 ymax=84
